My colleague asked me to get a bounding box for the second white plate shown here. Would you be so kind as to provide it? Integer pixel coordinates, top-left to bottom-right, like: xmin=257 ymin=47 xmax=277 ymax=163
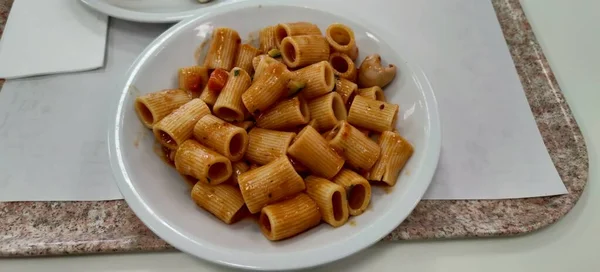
xmin=81 ymin=0 xmax=241 ymax=23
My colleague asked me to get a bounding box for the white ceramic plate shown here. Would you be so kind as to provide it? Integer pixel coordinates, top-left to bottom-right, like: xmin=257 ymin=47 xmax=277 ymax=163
xmin=80 ymin=0 xmax=241 ymax=23
xmin=109 ymin=1 xmax=441 ymax=270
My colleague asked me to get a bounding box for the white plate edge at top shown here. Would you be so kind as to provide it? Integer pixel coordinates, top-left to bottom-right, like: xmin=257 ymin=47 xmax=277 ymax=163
xmin=80 ymin=0 xmax=245 ymax=23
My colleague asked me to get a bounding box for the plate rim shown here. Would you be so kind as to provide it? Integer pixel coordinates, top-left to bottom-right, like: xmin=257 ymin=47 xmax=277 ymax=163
xmin=108 ymin=1 xmax=442 ymax=270
xmin=80 ymin=0 xmax=239 ymax=23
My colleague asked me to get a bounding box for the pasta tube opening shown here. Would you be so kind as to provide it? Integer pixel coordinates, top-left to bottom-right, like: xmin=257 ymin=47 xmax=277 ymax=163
xmin=326 ymin=23 xmax=358 ymax=60
xmin=358 ymin=86 xmax=386 ymax=102
xmin=208 ymin=162 xmax=230 ymax=181
xmin=229 ymin=132 xmax=246 ymax=158
xmin=328 ymin=25 xmax=352 ymax=46
xmin=135 ymin=100 xmax=154 ymax=125
xmin=259 ymin=212 xmax=273 ymax=233
xmin=332 ymin=94 xmax=347 ymax=121
xmin=331 ymin=54 xmax=348 ymax=73
xmin=156 ymin=129 xmax=176 ymax=148
xmin=282 ymin=40 xmax=297 ymax=64
xmin=347 ymin=183 xmax=366 ymax=210
xmin=329 ymin=53 xmax=357 ymax=82
xmin=332 ymin=191 xmax=344 ymax=221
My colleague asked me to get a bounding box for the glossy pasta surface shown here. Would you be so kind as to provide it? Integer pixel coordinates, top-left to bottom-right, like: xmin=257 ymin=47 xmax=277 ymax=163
xmin=133 ymin=21 xmax=412 ymax=242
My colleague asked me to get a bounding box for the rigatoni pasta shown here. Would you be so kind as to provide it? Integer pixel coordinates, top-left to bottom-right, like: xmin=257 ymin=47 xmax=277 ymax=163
xmin=242 ymin=62 xmax=291 ymax=116
xmin=275 ymin=22 xmax=322 ymax=47
xmin=332 ymin=169 xmax=371 ymax=216
xmin=238 ymin=156 xmax=306 ymax=213
xmin=305 ymin=176 xmax=349 ymax=227
xmin=347 ymin=95 xmax=398 ymax=132
xmin=204 ymin=27 xmax=241 ymax=70
xmin=136 ymin=21 xmax=412 ymax=242
xmin=366 ymin=131 xmax=414 ymax=186
xmin=227 ymin=160 xmax=250 ymax=186
xmin=153 ymin=99 xmax=211 ymax=149
xmin=213 ymin=67 xmax=252 ymax=122
xmin=293 ymin=61 xmax=335 ymax=100
xmin=174 ymin=139 xmax=232 ymax=185
xmin=280 ymin=35 xmax=330 ymax=68
xmin=191 ymin=182 xmax=246 ymax=224
xmin=252 ymin=55 xmax=280 ymax=80
xmin=335 ymin=78 xmax=358 ymax=107
xmin=329 ymin=52 xmax=357 ymax=82
xmin=357 ymin=86 xmax=386 ymax=101
xmin=259 ymin=193 xmax=321 ymax=241
xmin=199 ymin=85 xmax=220 ymax=107
xmin=287 ymin=125 xmax=344 ymax=179
xmin=234 ymin=44 xmax=261 ymax=74
xmin=326 ymin=120 xmax=380 ymax=171
xmin=193 ymin=115 xmax=248 ymax=161
xmin=134 ymin=89 xmax=191 ymax=129
xmin=245 ymin=128 xmax=295 ymax=165
xmin=307 ymin=92 xmax=347 ymax=132
xmin=255 ymin=96 xmax=310 ymax=130
xmin=326 ymin=23 xmax=358 ymax=60
xmin=178 ymin=66 xmax=209 ymax=98
xmin=259 ymin=25 xmax=278 ymax=52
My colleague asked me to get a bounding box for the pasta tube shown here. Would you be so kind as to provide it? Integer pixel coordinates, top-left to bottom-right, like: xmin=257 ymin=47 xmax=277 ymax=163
xmin=335 ymin=78 xmax=357 ymax=108
xmin=259 ymin=193 xmax=321 ymax=241
xmin=246 ymin=128 xmax=296 ymax=165
xmin=234 ymin=44 xmax=261 ymax=74
xmin=193 ymin=115 xmax=248 ymax=161
xmin=255 ymin=96 xmax=310 ymax=130
xmin=332 ymin=169 xmax=371 ymax=216
xmin=326 ymin=23 xmax=358 ymax=60
xmin=326 ymin=121 xmax=380 ymax=170
xmin=174 ymin=139 xmax=232 ymax=185
xmin=287 ymin=125 xmax=344 ymax=179
xmin=307 ymin=92 xmax=347 ymax=131
xmin=357 ymin=86 xmax=386 ymax=101
xmin=366 ymin=131 xmax=413 ymax=186
xmin=199 ymin=85 xmax=219 ymax=107
xmin=213 ymin=68 xmax=252 ymax=122
xmin=203 ymin=27 xmax=241 ymax=70
xmin=275 ymin=22 xmax=322 ymax=48
xmin=242 ymin=62 xmax=291 ymax=116
xmin=134 ymin=89 xmax=191 ymax=129
xmin=347 ymin=95 xmax=398 ymax=132
xmin=227 ymin=160 xmax=250 ymax=186
xmin=178 ymin=66 xmax=209 ymax=98
xmin=253 ymin=55 xmax=279 ymax=80
xmin=329 ymin=52 xmax=357 ymax=82
xmin=305 ymin=176 xmax=349 ymax=227
xmin=238 ymin=156 xmax=305 ymax=213
xmin=153 ymin=99 xmax=211 ymax=149
xmin=191 ymin=182 xmax=246 ymax=224
xmin=280 ymin=35 xmax=330 ymax=68
xmin=293 ymin=61 xmax=335 ymax=100
xmin=259 ymin=25 xmax=278 ymax=52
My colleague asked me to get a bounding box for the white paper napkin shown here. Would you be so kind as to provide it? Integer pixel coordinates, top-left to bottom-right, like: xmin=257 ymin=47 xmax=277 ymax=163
xmin=0 ymin=0 xmax=108 ymax=79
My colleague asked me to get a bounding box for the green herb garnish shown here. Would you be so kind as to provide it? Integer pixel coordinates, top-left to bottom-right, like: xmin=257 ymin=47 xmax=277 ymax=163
xmin=267 ymin=48 xmax=281 ymax=58
xmin=233 ymin=69 xmax=240 ymax=77
xmin=287 ymin=80 xmax=306 ymax=96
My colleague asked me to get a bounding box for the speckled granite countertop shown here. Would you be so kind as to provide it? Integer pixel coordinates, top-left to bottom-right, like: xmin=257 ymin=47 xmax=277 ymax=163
xmin=0 ymin=0 xmax=588 ymax=256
